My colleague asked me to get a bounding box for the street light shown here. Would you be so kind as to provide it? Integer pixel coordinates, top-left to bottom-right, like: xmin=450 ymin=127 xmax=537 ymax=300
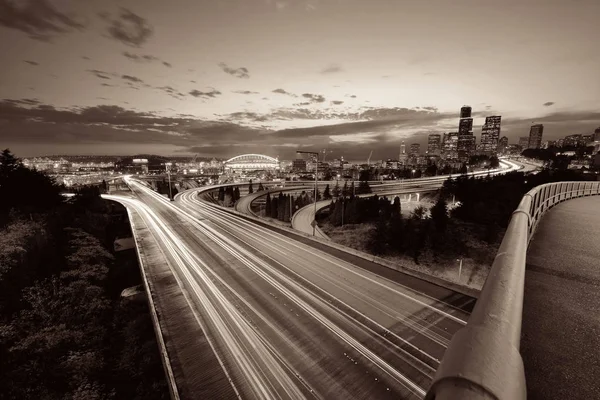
xmin=165 ymin=162 xmax=173 ymax=201
xmin=457 ymin=258 xmax=463 ymax=282
xmin=411 ymin=169 xmax=416 ymax=179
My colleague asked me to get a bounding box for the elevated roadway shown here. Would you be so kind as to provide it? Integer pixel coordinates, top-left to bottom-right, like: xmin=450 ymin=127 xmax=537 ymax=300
xmin=111 ymin=177 xmax=478 ymax=399
xmin=521 ymin=195 xmax=600 ymax=400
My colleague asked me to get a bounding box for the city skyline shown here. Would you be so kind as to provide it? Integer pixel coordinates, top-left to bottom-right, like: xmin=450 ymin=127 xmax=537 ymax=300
xmin=1 ymin=0 xmax=600 ymax=159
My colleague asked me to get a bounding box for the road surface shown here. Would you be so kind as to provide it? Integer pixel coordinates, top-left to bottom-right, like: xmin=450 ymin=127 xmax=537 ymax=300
xmin=521 ymin=195 xmax=600 ymax=400
xmin=116 ymin=178 xmax=476 ymax=399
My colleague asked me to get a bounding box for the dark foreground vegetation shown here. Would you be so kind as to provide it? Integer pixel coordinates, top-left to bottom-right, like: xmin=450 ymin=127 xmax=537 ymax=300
xmin=0 ymin=150 xmax=167 ymax=400
xmin=320 ymin=169 xmax=595 ymax=265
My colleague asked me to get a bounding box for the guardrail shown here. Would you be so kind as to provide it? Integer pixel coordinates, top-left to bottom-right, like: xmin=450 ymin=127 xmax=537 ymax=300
xmin=425 ymin=180 xmax=600 ymax=400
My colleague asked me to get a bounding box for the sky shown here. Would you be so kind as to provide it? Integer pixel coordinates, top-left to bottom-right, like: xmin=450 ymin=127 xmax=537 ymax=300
xmin=1 ymin=0 xmax=599 ymax=160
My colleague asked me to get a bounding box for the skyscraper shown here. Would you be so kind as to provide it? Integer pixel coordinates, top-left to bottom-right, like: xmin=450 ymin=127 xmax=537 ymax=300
xmin=427 ymin=134 xmax=442 ymax=155
xmin=480 ymin=116 xmax=502 ymax=155
xmin=528 ymin=124 xmax=544 ymax=149
xmin=594 ymin=127 xmax=600 ymax=142
xmin=442 ymin=132 xmax=459 ymax=159
xmin=398 ymin=140 xmax=407 ymax=165
xmin=457 ymin=106 xmax=475 ymax=160
xmin=519 ymin=137 xmax=530 ymax=148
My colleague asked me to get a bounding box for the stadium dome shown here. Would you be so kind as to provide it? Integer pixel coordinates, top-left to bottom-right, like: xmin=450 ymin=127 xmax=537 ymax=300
xmin=223 ymin=154 xmax=280 ymax=172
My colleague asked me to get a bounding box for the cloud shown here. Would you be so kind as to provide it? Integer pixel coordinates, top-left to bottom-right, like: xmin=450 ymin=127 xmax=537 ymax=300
xmin=543 ymin=102 xmax=555 ymax=107
xmin=2 ymin=98 xmax=41 ymax=106
xmin=121 ymin=74 xmax=143 ymax=83
xmin=302 ymin=93 xmax=326 ymax=103
xmin=162 ymin=61 xmax=172 ymax=68
xmin=272 ymin=88 xmax=296 ymax=97
xmin=82 ymin=56 xmax=90 ymax=60
xmin=122 ymin=51 xmax=172 ymax=67
xmin=0 ymin=0 xmax=84 ymax=41
xmin=233 ymin=90 xmax=259 ymax=95
xmin=189 ymin=89 xmax=221 ymax=98
xmin=331 ymin=100 xmax=344 ymax=106
xmin=87 ymin=69 xmax=114 ymax=80
xmin=105 ymin=8 xmax=153 ymax=47
xmin=345 ymin=94 xmax=357 ymax=98
xmin=24 ymin=60 xmax=39 ymax=66
xmin=321 ymin=64 xmax=343 ymax=74
xmin=218 ymin=62 xmax=250 ymax=79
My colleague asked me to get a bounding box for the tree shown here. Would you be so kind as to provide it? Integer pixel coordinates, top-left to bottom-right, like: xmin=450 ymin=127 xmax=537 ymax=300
xmin=342 ymin=181 xmax=349 ymax=197
xmin=425 ymin=163 xmax=438 ymax=177
xmin=257 ymin=182 xmax=264 ymax=191
xmin=349 ymin=181 xmax=356 ymax=198
xmin=283 ymin=195 xmax=291 ymax=222
xmin=248 ymin=179 xmax=253 ymax=194
xmin=265 ymin=193 xmax=272 ymax=216
xmin=218 ymin=186 xmax=225 ymax=201
xmin=332 ymin=181 xmax=341 ymax=198
xmin=277 ymin=193 xmax=285 ymax=220
xmin=392 ymin=196 xmax=401 ymax=216
xmin=323 ymin=184 xmax=331 ymax=200
xmin=460 ymin=163 xmax=468 ymax=174
xmin=430 ymin=196 xmax=448 ymax=233
xmin=357 ymin=180 xmax=372 ymax=194
xmin=270 ymin=198 xmax=279 ymax=219
xmin=233 ymin=187 xmax=241 ymax=201
xmin=489 ymin=156 xmax=500 ymax=169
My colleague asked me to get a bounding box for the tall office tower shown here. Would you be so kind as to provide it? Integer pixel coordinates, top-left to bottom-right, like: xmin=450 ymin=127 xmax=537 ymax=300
xmin=442 ymin=132 xmax=459 ymax=159
xmin=427 ymin=134 xmax=442 ymax=155
xmin=595 ymin=127 xmax=600 ymax=142
xmin=398 ymin=140 xmax=408 ymax=165
xmin=519 ymin=137 xmax=530 ymax=148
xmin=409 ymin=143 xmax=421 ymax=155
xmin=480 ymin=116 xmax=502 ymax=155
xmin=528 ymin=124 xmax=544 ymax=149
xmin=457 ymin=106 xmax=475 ymax=160
xmin=498 ymin=136 xmax=509 ymax=154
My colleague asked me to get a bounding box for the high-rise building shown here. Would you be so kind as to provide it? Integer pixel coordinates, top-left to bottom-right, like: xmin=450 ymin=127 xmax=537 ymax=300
xmin=398 ymin=140 xmax=408 ymax=165
xmin=519 ymin=136 xmax=530 ymax=148
xmin=498 ymin=136 xmax=509 ymax=154
xmin=409 ymin=143 xmax=420 ymax=156
xmin=457 ymin=106 xmax=475 ymax=160
xmin=528 ymin=124 xmax=544 ymax=149
xmin=442 ymin=132 xmax=459 ymax=159
xmin=594 ymin=127 xmax=600 ymax=142
xmin=427 ymin=134 xmax=442 ymax=155
xmin=480 ymin=116 xmax=502 ymax=155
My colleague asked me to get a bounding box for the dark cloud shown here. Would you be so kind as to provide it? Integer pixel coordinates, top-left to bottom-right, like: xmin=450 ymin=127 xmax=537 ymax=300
xmin=190 ymin=80 xmax=197 ymax=83
xmin=543 ymin=102 xmax=555 ymax=107
xmin=302 ymin=93 xmax=326 ymax=103
xmin=331 ymin=100 xmax=344 ymax=105
xmin=105 ymin=8 xmax=153 ymax=47
xmin=101 ymin=83 xmax=114 ymax=87
xmin=122 ymin=51 xmax=157 ymax=62
xmin=24 ymin=60 xmax=39 ymax=66
xmin=82 ymin=56 xmax=90 ymax=60
xmin=0 ymin=0 xmax=84 ymax=41
xmin=3 ymin=98 xmax=41 ymax=106
xmin=162 ymin=61 xmax=172 ymax=68
xmin=294 ymin=102 xmax=312 ymax=106
xmin=189 ymin=89 xmax=221 ymax=98
xmin=218 ymin=62 xmax=250 ymax=79
xmin=321 ymin=64 xmax=343 ymax=74
xmin=87 ymin=69 xmax=113 ymax=80
xmin=272 ymin=88 xmax=296 ymax=97
xmin=121 ymin=74 xmax=143 ymax=83
xmin=233 ymin=90 xmax=259 ymax=95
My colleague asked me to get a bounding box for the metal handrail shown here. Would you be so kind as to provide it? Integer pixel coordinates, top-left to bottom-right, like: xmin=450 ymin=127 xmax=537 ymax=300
xmin=425 ymin=180 xmax=600 ymax=400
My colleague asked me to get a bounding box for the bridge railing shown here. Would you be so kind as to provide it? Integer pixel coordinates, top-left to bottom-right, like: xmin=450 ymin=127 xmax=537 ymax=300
xmin=425 ymin=180 xmax=600 ymax=400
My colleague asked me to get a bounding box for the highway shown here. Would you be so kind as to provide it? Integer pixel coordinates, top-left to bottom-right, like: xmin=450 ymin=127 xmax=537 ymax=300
xmin=115 ymin=177 xmax=475 ymax=399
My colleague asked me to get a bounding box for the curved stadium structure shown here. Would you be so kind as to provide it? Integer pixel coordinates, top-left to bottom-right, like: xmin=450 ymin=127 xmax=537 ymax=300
xmin=223 ymin=154 xmax=280 ymax=172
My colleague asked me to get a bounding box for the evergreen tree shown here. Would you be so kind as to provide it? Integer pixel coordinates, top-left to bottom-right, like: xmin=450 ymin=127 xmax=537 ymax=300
xmin=283 ymin=195 xmax=291 ymax=222
xmin=265 ymin=193 xmax=272 ymax=216
xmin=248 ymin=179 xmax=253 ymax=194
xmin=329 ymin=199 xmax=343 ymax=226
xmin=332 ymin=181 xmax=341 ymax=197
xmin=257 ymin=182 xmax=265 ymax=191
xmin=430 ymin=196 xmax=449 ymax=233
xmin=392 ymin=196 xmax=401 ymax=216
xmin=270 ymin=198 xmax=279 ymax=219
xmin=323 ymin=184 xmax=331 ymax=199
xmin=277 ymin=194 xmax=285 ymax=220
xmin=349 ymin=181 xmax=356 ymax=198
xmin=234 ymin=187 xmax=241 ymax=201
xmin=342 ymin=181 xmax=349 ymax=197
xmin=357 ymin=179 xmax=372 ymax=194
xmin=218 ymin=186 xmax=225 ymax=201
xmin=368 ymin=215 xmax=388 ymax=255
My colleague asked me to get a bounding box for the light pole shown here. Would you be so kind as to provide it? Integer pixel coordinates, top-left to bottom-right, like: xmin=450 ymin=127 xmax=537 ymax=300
xmin=411 ymin=169 xmax=416 ymax=179
xmin=166 ymin=162 xmax=173 ymax=200
xmin=457 ymin=258 xmax=463 ymax=282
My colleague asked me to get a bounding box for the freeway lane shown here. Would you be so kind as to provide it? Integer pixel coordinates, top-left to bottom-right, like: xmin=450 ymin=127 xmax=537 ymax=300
xmin=174 ymin=184 xmax=473 ymax=398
